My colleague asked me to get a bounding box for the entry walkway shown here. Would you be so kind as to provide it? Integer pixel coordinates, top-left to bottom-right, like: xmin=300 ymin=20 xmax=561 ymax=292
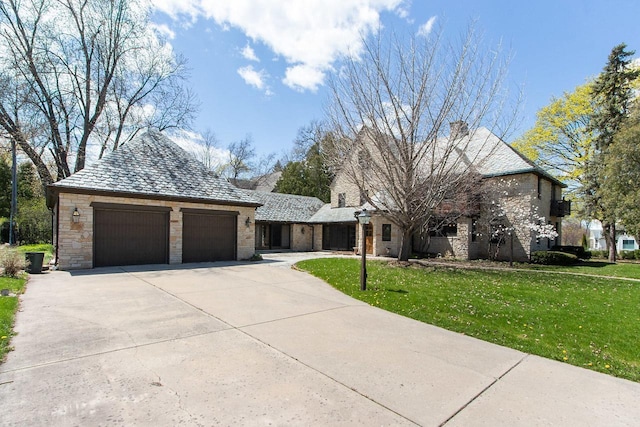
xmin=1 ymin=259 xmax=638 ymax=425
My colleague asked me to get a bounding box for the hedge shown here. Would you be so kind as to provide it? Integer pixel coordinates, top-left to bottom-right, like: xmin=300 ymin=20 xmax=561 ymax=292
xmin=531 ymin=251 xmax=579 ymax=265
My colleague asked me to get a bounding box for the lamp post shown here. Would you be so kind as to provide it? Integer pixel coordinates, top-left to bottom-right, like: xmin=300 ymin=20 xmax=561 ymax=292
xmin=356 ymin=209 xmax=371 ymax=291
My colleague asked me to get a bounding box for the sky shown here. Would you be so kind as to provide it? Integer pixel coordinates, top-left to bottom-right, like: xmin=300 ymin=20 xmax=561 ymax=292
xmin=149 ymin=0 xmax=640 ymax=161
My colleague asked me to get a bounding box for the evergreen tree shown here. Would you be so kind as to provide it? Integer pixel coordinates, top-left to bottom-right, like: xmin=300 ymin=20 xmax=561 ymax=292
xmin=274 ymin=142 xmax=333 ymax=203
xmin=585 ymin=43 xmax=640 ymax=262
xmin=0 ymin=155 xmax=11 ymax=218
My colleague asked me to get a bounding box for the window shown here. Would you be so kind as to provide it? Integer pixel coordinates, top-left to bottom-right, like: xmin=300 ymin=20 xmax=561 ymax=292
xmin=338 ymin=193 xmax=346 ymax=208
xmin=429 ymin=220 xmax=458 ymax=237
xmin=622 ymin=239 xmax=635 ymax=250
xmin=359 ymin=190 xmax=369 ymax=206
xmin=537 ymin=176 xmax=542 ymax=199
xmin=442 ymin=223 xmax=458 ymax=237
xmin=382 ymin=224 xmax=391 ymax=241
xmin=357 ymin=150 xmax=371 ymax=169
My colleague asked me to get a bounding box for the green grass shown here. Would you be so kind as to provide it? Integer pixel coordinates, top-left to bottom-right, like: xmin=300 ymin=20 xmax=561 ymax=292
xmin=0 ymin=275 xmax=27 ymax=362
xmin=296 ymin=258 xmax=640 ymax=382
xmin=15 ymin=243 xmax=54 ymax=264
xmin=523 ymin=261 xmax=640 ymax=280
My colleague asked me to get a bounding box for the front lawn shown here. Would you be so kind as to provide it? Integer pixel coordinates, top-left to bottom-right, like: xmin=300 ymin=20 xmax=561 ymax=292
xmin=0 ymin=275 xmax=27 ymax=362
xmin=524 ymin=261 xmax=640 ymax=280
xmin=296 ymin=258 xmax=640 ymax=382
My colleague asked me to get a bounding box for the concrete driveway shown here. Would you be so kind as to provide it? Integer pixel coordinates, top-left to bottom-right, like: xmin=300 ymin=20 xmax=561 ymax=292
xmin=1 ymin=255 xmax=639 ymax=426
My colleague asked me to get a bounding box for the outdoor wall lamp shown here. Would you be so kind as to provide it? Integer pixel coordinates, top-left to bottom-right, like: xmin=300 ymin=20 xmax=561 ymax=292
xmin=355 ymin=209 xmax=371 ymax=291
xmin=72 ymin=207 xmax=80 ymax=223
xmin=245 ymin=217 xmax=251 ymax=227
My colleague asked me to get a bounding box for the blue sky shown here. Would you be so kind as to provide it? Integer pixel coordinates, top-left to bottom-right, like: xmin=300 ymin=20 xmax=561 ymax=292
xmin=150 ymin=0 xmax=640 ymax=160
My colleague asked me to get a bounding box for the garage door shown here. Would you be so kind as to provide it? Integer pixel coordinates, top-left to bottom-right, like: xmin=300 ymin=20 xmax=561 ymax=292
xmin=92 ymin=203 xmax=170 ymax=267
xmin=182 ymin=209 xmax=237 ymax=263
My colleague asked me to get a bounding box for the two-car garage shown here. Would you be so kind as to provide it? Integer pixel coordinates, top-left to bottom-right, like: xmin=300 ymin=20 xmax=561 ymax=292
xmin=48 ymin=131 xmax=261 ymax=270
xmin=92 ymin=203 xmax=238 ymax=268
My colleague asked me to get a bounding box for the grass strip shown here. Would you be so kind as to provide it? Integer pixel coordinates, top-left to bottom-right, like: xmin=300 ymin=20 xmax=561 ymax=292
xmin=0 ymin=275 xmax=27 ymax=362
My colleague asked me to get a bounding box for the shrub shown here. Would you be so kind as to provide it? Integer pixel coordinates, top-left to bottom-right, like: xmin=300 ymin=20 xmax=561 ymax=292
xmin=249 ymin=253 xmax=263 ymax=261
xmin=620 ymin=251 xmax=636 ymax=260
xmin=0 ymin=246 xmax=28 ymax=277
xmin=634 ymin=250 xmax=640 ymax=260
xmin=551 ymin=245 xmax=591 ymax=259
xmin=590 ymin=250 xmax=609 ymax=259
xmin=531 ymin=250 xmax=579 ymax=265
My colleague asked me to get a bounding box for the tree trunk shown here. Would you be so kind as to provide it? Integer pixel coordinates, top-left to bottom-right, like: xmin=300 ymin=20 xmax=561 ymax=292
xmin=398 ymin=228 xmax=413 ymax=261
xmin=608 ymin=222 xmax=617 ymax=263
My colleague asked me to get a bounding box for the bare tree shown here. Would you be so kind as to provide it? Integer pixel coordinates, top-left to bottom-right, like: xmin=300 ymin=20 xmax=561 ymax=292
xmin=325 ymin=24 xmax=517 ymax=260
xmin=225 ymin=135 xmax=256 ymax=181
xmin=0 ymin=0 xmax=196 ymax=185
xmin=195 ymin=129 xmax=221 ymax=171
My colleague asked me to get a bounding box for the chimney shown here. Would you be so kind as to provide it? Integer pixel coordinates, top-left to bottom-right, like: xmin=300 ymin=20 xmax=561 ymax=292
xmin=449 ymin=121 xmax=469 ymax=139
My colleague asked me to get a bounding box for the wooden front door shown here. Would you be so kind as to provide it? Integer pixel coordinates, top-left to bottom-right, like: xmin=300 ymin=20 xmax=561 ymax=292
xmin=365 ymin=224 xmax=373 ymax=254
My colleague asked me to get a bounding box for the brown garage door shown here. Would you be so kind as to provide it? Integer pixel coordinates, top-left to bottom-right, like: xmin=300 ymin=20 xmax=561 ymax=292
xmin=182 ymin=209 xmax=237 ymax=263
xmin=92 ymin=203 xmax=170 ymax=267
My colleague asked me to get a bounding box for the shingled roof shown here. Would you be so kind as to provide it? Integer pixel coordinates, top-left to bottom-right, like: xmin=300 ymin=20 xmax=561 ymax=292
xmin=252 ymin=192 xmax=325 ymax=223
xmin=50 ymin=131 xmax=261 ymax=207
xmin=454 ymin=127 xmax=565 ymax=186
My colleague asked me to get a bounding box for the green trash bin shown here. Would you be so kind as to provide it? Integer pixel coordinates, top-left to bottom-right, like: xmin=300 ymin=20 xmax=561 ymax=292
xmin=25 ymin=252 xmax=44 ymax=274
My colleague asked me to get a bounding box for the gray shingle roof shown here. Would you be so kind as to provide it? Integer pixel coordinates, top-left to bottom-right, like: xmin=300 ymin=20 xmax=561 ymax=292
xmin=444 ymin=127 xmax=565 ymax=186
xmin=307 ymin=204 xmax=357 ymax=223
xmin=252 ymin=192 xmax=325 ymax=223
xmin=51 ymin=131 xmax=262 ymax=206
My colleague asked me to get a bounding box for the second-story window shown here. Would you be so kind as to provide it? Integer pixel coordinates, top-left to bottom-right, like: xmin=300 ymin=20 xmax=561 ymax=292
xmin=338 ymin=193 xmax=346 ymax=207
xmin=537 ymin=176 xmax=542 ymax=199
xmin=359 ymin=189 xmax=369 ymax=205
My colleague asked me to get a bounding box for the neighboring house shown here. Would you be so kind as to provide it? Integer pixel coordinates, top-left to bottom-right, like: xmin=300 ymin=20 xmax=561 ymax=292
xmin=329 ymin=124 xmax=569 ymax=261
xmin=230 ymin=171 xmax=282 ymax=192
xmin=251 ymin=191 xmax=324 ymax=251
xmin=587 ymin=220 xmax=639 ymax=252
xmin=47 ymin=131 xmax=262 ymax=270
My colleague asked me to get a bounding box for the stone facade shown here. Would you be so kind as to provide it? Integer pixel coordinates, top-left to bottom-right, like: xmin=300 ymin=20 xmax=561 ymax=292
xmin=56 ymin=192 xmax=256 ymax=270
xmin=290 ymin=223 xmax=314 ymax=251
xmin=330 ymin=173 xmax=361 ymax=208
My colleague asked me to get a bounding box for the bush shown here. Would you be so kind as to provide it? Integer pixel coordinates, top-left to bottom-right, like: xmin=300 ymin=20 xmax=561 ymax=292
xmin=531 ymin=250 xmax=579 ymax=265
xmin=249 ymin=253 xmax=263 ymax=261
xmin=0 ymin=246 xmax=28 ymax=277
xmin=620 ymin=251 xmax=636 ymax=260
xmin=590 ymin=250 xmax=609 ymax=259
xmin=634 ymin=250 xmax=640 ymax=260
xmin=551 ymin=245 xmax=591 ymax=260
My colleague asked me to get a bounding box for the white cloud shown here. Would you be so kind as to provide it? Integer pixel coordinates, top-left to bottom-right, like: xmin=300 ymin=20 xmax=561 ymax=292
xmin=241 ymin=44 xmax=259 ymax=62
xmin=417 ymin=16 xmax=437 ymax=37
xmin=150 ymin=23 xmax=176 ymax=40
xmin=152 ymin=0 xmax=406 ymax=91
xmin=283 ymin=64 xmax=326 ymax=92
xmin=171 ymin=129 xmax=229 ymax=167
xmin=237 ymin=65 xmax=268 ymax=91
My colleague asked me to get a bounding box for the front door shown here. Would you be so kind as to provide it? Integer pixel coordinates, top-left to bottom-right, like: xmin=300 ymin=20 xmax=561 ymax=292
xmin=365 ymin=224 xmax=373 ymax=254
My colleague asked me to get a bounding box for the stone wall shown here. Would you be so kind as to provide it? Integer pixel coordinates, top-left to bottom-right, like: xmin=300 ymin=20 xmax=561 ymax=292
xmin=290 ymin=223 xmax=314 ymax=251
xmin=56 ymin=192 xmax=256 ymax=270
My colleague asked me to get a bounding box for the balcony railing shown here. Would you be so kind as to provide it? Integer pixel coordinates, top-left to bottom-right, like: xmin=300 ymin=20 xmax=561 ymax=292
xmin=550 ymin=199 xmax=571 ymax=217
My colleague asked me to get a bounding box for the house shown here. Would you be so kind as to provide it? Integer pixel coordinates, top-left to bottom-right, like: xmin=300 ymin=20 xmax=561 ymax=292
xmin=47 ymin=131 xmax=262 ymax=269
xmin=328 ymin=124 xmax=569 ymax=261
xmin=587 ymin=220 xmax=639 ymax=252
xmin=251 ymin=191 xmax=324 ymax=251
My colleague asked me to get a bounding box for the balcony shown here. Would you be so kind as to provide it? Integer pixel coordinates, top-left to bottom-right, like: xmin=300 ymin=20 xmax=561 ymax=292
xmin=550 ymin=199 xmax=571 ymax=217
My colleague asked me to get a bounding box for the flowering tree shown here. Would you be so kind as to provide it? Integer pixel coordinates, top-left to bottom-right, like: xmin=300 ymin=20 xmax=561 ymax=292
xmin=478 ymin=178 xmax=558 ymax=262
